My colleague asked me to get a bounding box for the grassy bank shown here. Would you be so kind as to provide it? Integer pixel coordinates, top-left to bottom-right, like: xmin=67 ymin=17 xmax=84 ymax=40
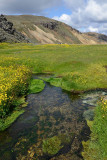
xmin=82 ymin=98 xmax=107 ymax=160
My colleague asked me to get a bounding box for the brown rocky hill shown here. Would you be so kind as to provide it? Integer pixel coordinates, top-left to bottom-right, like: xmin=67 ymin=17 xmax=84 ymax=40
xmin=0 ymin=15 xmax=29 ymax=43
xmin=2 ymin=15 xmax=107 ymax=44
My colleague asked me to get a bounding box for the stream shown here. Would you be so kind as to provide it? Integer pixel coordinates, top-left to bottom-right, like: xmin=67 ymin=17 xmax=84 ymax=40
xmin=0 ymin=75 xmax=107 ymax=160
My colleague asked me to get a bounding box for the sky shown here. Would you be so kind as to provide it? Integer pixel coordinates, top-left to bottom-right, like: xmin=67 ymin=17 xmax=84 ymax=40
xmin=0 ymin=0 xmax=107 ymax=35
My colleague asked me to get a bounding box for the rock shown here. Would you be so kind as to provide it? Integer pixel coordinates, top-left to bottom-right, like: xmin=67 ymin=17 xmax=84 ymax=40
xmin=0 ymin=14 xmax=30 ymax=43
xmin=98 ymin=34 xmax=107 ymax=41
xmin=41 ymin=22 xmax=58 ymax=30
xmin=104 ymin=96 xmax=107 ymax=101
xmin=86 ymin=32 xmax=107 ymax=42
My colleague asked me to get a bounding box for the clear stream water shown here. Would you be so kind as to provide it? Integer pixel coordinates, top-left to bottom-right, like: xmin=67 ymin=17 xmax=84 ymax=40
xmin=0 ymin=75 xmax=107 ymax=160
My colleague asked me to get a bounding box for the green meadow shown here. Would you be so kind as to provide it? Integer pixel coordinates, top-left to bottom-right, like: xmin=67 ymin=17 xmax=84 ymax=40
xmin=0 ymin=43 xmax=107 ymax=91
xmin=0 ymin=43 xmax=107 ymax=159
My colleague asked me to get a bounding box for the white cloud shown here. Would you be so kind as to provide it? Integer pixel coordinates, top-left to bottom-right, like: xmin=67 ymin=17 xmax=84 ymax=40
xmin=53 ymin=14 xmax=71 ymax=25
xmin=85 ymin=0 xmax=107 ymax=22
xmin=53 ymin=0 xmax=107 ymax=34
xmin=88 ymin=26 xmax=99 ymax=32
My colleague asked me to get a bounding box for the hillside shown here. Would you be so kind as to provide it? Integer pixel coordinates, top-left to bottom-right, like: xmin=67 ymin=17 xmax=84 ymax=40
xmin=4 ymin=15 xmax=107 ymax=44
xmin=1 ymin=14 xmax=107 ymax=44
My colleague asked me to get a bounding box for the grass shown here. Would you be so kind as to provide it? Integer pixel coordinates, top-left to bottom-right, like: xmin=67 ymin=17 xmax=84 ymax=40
xmin=0 ymin=109 xmax=24 ymax=131
xmin=0 ymin=44 xmax=107 ymax=79
xmin=82 ymin=98 xmax=107 ymax=160
xmin=0 ymin=96 xmax=28 ymax=131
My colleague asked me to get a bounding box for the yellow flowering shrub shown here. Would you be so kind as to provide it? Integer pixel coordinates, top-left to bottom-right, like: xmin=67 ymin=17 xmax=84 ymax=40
xmin=0 ymin=63 xmax=31 ymax=118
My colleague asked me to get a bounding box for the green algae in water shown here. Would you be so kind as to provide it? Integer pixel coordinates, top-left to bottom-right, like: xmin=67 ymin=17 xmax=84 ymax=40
xmin=42 ymin=136 xmax=63 ymax=156
xmin=58 ymin=134 xmax=71 ymax=145
xmin=29 ymin=79 xmax=45 ymax=94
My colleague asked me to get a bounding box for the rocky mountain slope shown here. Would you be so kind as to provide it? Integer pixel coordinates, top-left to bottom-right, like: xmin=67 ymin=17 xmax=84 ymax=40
xmin=0 ymin=15 xmax=29 ymax=43
xmin=1 ymin=15 xmax=107 ymax=44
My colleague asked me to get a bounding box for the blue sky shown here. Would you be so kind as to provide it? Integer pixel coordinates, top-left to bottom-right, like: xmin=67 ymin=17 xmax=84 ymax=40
xmin=0 ymin=0 xmax=107 ymax=35
xmin=45 ymin=5 xmax=72 ymax=18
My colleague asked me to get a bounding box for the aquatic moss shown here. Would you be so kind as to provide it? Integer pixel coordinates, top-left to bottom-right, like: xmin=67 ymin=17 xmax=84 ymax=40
xmin=58 ymin=134 xmax=71 ymax=145
xmin=28 ymin=79 xmax=45 ymax=94
xmin=42 ymin=136 xmax=62 ymax=156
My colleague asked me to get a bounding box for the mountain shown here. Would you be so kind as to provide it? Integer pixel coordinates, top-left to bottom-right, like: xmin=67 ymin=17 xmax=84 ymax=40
xmin=0 ymin=14 xmax=29 ymax=43
xmin=1 ymin=15 xmax=107 ymax=44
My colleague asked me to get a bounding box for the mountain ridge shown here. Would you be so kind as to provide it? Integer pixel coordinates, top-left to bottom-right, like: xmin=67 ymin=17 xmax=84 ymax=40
xmin=1 ymin=14 xmax=107 ymax=44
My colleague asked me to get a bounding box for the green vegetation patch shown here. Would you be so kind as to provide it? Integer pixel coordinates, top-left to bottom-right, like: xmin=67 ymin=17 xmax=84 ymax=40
xmin=0 ymin=109 xmax=24 ymax=131
xmin=0 ymin=96 xmax=28 ymax=131
xmin=82 ymin=99 xmax=107 ymax=160
xmin=13 ymin=96 xmax=28 ymax=108
xmin=29 ymin=79 xmax=45 ymax=94
xmin=44 ymin=77 xmax=73 ymax=91
xmin=44 ymin=64 xmax=107 ymax=92
xmin=45 ymin=77 xmax=62 ymax=87
xmin=42 ymin=136 xmax=62 ymax=156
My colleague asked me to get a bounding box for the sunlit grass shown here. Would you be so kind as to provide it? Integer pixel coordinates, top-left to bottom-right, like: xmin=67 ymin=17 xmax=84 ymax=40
xmin=0 ymin=43 xmax=107 ymax=92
